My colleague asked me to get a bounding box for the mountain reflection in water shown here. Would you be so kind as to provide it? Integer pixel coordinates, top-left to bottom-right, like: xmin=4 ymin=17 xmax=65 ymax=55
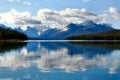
xmin=0 ymin=41 xmax=119 ymax=80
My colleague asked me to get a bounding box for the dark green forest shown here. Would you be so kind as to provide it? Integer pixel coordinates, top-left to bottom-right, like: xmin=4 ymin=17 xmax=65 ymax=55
xmin=66 ymin=30 xmax=120 ymax=40
xmin=0 ymin=28 xmax=28 ymax=40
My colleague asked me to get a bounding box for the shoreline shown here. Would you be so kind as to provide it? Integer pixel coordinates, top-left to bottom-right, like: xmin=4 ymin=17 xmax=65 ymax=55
xmin=1 ymin=39 xmax=120 ymax=43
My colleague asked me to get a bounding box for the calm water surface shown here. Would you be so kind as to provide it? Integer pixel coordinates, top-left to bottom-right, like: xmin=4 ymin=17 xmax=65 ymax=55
xmin=0 ymin=41 xmax=120 ymax=80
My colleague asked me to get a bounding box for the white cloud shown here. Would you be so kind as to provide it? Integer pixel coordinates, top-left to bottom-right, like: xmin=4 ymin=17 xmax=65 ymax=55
xmin=83 ymin=0 xmax=90 ymax=3
xmin=108 ymin=7 xmax=120 ymax=20
xmin=36 ymin=8 xmax=107 ymax=30
xmin=9 ymin=0 xmax=14 ymax=2
xmin=8 ymin=0 xmax=20 ymax=3
xmin=16 ymin=0 xmax=20 ymax=3
xmin=44 ymin=0 xmax=48 ymax=2
xmin=0 ymin=45 xmax=119 ymax=74
xmin=108 ymin=7 xmax=120 ymax=14
xmin=23 ymin=1 xmax=31 ymax=5
xmin=0 ymin=9 xmax=41 ymax=30
xmin=0 ymin=7 xmax=2 ymax=10
xmin=0 ymin=8 xmax=118 ymax=31
xmin=0 ymin=78 xmax=13 ymax=80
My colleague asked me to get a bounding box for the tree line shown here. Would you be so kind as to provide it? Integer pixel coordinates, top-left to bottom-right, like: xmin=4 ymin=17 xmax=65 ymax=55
xmin=0 ymin=28 xmax=28 ymax=40
xmin=66 ymin=30 xmax=120 ymax=40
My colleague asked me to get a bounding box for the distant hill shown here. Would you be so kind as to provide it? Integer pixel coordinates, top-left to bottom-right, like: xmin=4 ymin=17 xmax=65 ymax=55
xmin=15 ymin=26 xmax=40 ymax=39
xmin=0 ymin=24 xmax=39 ymax=40
xmin=0 ymin=21 xmax=115 ymax=40
xmin=66 ymin=29 xmax=120 ymax=40
xmin=40 ymin=28 xmax=59 ymax=40
xmin=40 ymin=21 xmax=114 ymax=40
xmin=0 ymin=26 xmax=28 ymax=40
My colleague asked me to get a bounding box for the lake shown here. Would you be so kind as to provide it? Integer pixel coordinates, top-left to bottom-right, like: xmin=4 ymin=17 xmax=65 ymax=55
xmin=0 ymin=41 xmax=120 ymax=80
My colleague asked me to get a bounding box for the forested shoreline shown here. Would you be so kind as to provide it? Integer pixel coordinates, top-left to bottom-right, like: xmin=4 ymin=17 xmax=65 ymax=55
xmin=0 ymin=28 xmax=28 ymax=40
xmin=66 ymin=30 xmax=120 ymax=40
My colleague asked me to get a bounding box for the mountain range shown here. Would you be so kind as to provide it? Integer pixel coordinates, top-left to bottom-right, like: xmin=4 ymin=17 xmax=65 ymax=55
xmin=0 ymin=24 xmax=28 ymax=40
xmin=40 ymin=21 xmax=114 ymax=40
xmin=0 ymin=21 xmax=115 ymax=40
xmin=15 ymin=26 xmax=40 ymax=39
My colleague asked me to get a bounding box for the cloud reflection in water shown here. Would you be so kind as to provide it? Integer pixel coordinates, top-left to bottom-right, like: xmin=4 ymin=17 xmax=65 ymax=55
xmin=0 ymin=42 xmax=119 ymax=74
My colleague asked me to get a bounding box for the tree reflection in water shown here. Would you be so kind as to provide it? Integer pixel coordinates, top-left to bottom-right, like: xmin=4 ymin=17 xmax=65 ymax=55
xmin=0 ymin=41 xmax=119 ymax=80
xmin=0 ymin=41 xmax=27 ymax=53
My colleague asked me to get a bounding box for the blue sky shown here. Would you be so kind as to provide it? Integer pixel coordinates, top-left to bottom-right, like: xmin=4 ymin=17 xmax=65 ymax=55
xmin=0 ymin=0 xmax=120 ymax=14
xmin=0 ymin=0 xmax=120 ymax=30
